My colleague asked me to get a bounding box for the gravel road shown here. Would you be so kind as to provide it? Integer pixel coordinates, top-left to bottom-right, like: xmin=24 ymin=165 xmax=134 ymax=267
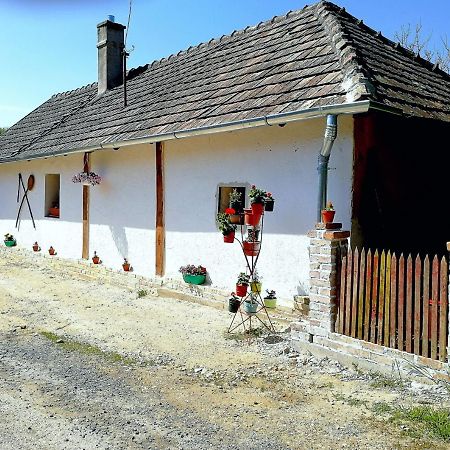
xmin=1 ymin=248 xmax=449 ymax=449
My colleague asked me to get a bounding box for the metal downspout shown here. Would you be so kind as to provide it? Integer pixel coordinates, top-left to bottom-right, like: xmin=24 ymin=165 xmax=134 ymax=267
xmin=317 ymin=115 xmax=338 ymax=222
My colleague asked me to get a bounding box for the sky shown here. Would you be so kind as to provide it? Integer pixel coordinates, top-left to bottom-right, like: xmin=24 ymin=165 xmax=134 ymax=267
xmin=1 ymin=0 xmax=449 ymax=127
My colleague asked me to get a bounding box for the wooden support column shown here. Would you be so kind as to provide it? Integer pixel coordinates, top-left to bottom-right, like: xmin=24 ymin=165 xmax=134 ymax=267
xmin=155 ymin=142 xmax=165 ymax=276
xmin=82 ymin=152 xmax=90 ymax=259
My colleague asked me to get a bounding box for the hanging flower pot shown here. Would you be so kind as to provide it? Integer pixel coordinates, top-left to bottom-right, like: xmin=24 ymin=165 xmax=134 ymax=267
xmin=229 ymin=214 xmax=242 ymax=225
xmin=223 ymin=231 xmax=235 ymax=243
xmin=32 ymin=242 xmax=40 ymax=252
xmin=243 ymin=300 xmax=258 ymax=315
xmin=250 ymin=281 xmax=262 ymax=293
xmin=72 ymin=171 xmax=102 ymax=186
xmin=228 ymin=294 xmax=241 ymax=313
xmin=251 ymin=202 xmax=264 ymax=216
xmin=244 ymin=208 xmax=261 ymax=227
xmin=48 ymin=246 xmax=56 ymax=256
xmin=264 ymin=198 xmax=275 ymax=212
xmin=243 ymin=240 xmax=261 ymax=257
xmin=235 ymin=283 xmax=248 ymax=297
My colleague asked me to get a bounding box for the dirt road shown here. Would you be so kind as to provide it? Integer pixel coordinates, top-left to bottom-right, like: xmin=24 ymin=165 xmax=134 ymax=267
xmin=0 ymin=249 xmax=449 ymax=449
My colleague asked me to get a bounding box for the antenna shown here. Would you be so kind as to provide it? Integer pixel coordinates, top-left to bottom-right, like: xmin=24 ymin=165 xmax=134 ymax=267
xmin=123 ymin=0 xmax=134 ymax=107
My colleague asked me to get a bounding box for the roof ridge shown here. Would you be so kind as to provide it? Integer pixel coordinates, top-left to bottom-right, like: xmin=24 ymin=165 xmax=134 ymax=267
xmin=51 ymin=82 xmax=97 ymax=99
xmin=145 ymin=4 xmax=315 ymax=71
xmin=314 ymin=1 xmax=377 ymax=102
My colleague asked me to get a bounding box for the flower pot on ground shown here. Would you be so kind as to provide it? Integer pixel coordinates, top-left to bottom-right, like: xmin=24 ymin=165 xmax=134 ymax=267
xmin=92 ymin=251 xmax=100 ymax=264
xmin=228 ymin=293 xmax=241 ymax=313
xmin=243 ymin=240 xmax=261 ymax=257
xmin=264 ymin=289 xmax=277 ymax=308
xmin=243 ymin=298 xmax=258 ymax=315
xmin=32 ymin=242 xmax=40 ymax=252
xmin=122 ymin=258 xmax=131 ymax=271
xmin=48 ymin=246 xmax=56 ymax=256
xmin=321 ymin=201 xmax=335 ymax=224
xmin=223 ymin=231 xmax=235 ymax=243
xmin=179 ymin=264 xmax=207 ymax=285
xmin=4 ymin=233 xmax=16 ymax=247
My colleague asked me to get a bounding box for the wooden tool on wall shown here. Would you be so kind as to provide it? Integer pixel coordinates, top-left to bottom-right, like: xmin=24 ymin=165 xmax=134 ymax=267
xmin=16 ymin=173 xmax=36 ymax=229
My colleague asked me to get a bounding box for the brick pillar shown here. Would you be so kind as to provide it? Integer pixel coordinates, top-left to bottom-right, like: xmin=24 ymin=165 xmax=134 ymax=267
xmin=307 ymin=222 xmax=350 ymax=337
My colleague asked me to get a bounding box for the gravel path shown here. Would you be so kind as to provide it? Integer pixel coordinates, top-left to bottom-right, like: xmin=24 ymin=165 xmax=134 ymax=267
xmin=1 ymin=249 xmax=449 ymax=449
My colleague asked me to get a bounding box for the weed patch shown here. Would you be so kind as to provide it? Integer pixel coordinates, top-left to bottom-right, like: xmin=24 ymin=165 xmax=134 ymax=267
xmin=137 ymin=289 xmax=148 ymax=298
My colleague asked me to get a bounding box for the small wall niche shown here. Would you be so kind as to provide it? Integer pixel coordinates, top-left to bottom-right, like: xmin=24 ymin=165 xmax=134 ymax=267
xmin=217 ymin=185 xmax=246 ymax=214
xmin=45 ymin=174 xmax=60 ymax=218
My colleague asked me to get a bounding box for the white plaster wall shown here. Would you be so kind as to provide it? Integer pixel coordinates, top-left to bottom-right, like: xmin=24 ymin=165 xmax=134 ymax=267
xmin=164 ymin=115 xmax=354 ymax=303
xmin=0 ymin=115 xmax=353 ymax=305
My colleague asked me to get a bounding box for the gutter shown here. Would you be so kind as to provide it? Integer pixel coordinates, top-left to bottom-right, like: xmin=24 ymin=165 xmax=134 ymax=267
xmin=0 ymin=100 xmax=371 ymax=164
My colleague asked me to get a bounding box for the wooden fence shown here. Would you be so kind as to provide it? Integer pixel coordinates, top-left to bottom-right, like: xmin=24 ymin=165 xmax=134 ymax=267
xmin=336 ymin=248 xmax=449 ymax=362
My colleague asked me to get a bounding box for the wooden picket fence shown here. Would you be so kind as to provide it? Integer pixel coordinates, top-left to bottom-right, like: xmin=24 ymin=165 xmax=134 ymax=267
xmin=336 ymin=248 xmax=449 ymax=362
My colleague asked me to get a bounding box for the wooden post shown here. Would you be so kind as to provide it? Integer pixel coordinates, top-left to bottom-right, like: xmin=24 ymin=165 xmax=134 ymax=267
xmin=155 ymin=142 xmax=165 ymax=276
xmin=82 ymin=152 xmax=90 ymax=259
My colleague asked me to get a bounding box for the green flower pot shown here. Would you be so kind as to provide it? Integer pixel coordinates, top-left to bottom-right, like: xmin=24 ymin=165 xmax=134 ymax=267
xmin=4 ymin=240 xmax=16 ymax=247
xmin=183 ymin=274 xmax=206 ymax=285
xmin=264 ymin=298 xmax=277 ymax=309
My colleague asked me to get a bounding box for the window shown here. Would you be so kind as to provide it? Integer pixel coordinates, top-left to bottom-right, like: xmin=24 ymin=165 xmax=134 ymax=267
xmin=217 ymin=185 xmax=246 ymax=214
xmin=45 ymin=174 xmax=60 ymax=218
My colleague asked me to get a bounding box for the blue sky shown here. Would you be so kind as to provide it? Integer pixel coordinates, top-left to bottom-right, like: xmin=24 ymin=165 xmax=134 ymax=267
xmin=1 ymin=0 xmax=449 ymax=126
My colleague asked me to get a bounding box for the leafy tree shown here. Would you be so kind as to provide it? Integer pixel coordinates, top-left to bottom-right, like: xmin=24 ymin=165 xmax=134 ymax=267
xmin=395 ymin=23 xmax=450 ymax=73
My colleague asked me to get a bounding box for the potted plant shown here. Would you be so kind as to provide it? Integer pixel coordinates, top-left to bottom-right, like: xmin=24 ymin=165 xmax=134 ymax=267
xmin=92 ymin=251 xmax=100 ymax=264
xmin=264 ymin=289 xmax=277 ymax=308
xmin=179 ymin=264 xmax=207 ymax=285
xmin=243 ymin=294 xmax=259 ymax=315
xmin=228 ymin=292 xmax=241 ymax=313
xmin=244 ymin=208 xmax=260 ymax=227
xmin=72 ymin=171 xmax=102 ymax=186
xmin=264 ymin=192 xmax=275 ymax=212
xmin=321 ymin=201 xmax=335 ymax=224
xmin=235 ymin=272 xmax=250 ymax=297
xmin=217 ymin=211 xmax=237 ymax=243
xmin=4 ymin=233 xmax=16 ymax=247
xmin=229 ymin=189 xmax=244 ymax=224
xmin=250 ymin=269 xmax=262 ymax=293
xmin=32 ymin=242 xmax=40 ymax=252
xmin=249 ymin=185 xmax=267 ymax=216
xmin=48 ymin=202 xmax=60 ymax=218
xmin=48 ymin=246 xmax=56 ymax=256
xmin=122 ymin=258 xmax=131 ymax=272
xmin=243 ymin=228 xmax=261 ymax=257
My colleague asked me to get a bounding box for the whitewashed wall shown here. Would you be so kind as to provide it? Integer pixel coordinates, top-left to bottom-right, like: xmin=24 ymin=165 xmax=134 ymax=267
xmin=0 ymin=115 xmax=353 ymax=305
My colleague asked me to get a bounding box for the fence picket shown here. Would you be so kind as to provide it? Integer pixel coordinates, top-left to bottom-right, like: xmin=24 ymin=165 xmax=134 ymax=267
xmin=431 ymin=256 xmax=439 ymax=360
xmin=389 ymin=253 xmax=397 ymax=348
xmin=405 ymin=254 xmax=413 ymax=353
xmin=370 ymin=250 xmax=379 ymax=343
xmin=345 ymin=250 xmax=353 ymax=336
xmin=439 ymin=257 xmax=448 ymax=362
xmin=357 ymin=248 xmax=366 ymax=339
xmin=414 ymin=255 xmax=422 ymax=355
xmin=351 ymin=248 xmax=359 ymax=338
xmin=377 ymin=250 xmax=386 ymax=345
xmin=338 ymin=255 xmax=347 ymax=334
xmin=398 ymin=254 xmax=405 ymax=351
xmin=422 ymin=255 xmax=430 ymax=358
xmin=384 ymin=251 xmax=392 ymax=347
xmin=364 ymin=249 xmax=372 ymax=342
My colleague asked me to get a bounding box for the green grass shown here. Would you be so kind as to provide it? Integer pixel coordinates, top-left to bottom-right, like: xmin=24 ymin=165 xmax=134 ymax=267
xmin=368 ymin=370 xmax=405 ymax=389
xmin=223 ymin=327 xmax=265 ymax=341
xmin=40 ymin=331 xmax=136 ymax=365
xmin=137 ymin=289 xmax=148 ymax=298
xmin=393 ymin=406 xmax=450 ymax=441
xmin=333 ymin=393 xmax=368 ymax=407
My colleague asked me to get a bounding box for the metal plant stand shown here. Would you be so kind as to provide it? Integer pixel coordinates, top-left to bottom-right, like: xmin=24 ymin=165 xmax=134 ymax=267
xmin=227 ymin=213 xmax=276 ymax=334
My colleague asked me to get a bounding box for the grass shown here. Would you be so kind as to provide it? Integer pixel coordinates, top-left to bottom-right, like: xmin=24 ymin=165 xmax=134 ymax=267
xmin=333 ymin=393 xmax=368 ymax=407
xmin=137 ymin=289 xmax=148 ymax=298
xmin=40 ymin=331 xmax=136 ymax=365
xmin=223 ymin=327 xmax=265 ymax=341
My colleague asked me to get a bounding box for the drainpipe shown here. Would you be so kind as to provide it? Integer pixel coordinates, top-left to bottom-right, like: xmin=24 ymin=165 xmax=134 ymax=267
xmin=317 ymin=114 xmax=338 ymax=222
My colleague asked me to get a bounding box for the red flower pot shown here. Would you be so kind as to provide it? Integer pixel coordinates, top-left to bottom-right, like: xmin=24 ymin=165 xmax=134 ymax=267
xmin=236 ymin=284 xmax=248 ymax=297
xmin=243 ymin=241 xmax=261 ymax=257
xmin=48 ymin=246 xmax=56 ymax=256
xmin=251 ymin=202 xmax=264 ymax=216
xmin=123 ymin=263 xmax=131 ymax=272
xmin=92 ymin=256 xmax=100 ymax=264
xmin=32 ymin=242 xmax=40 ymax=252
xmin=244 ymin=209 xmax=261 ymax=227
xmin=229 ymin=214 xmax=242 ymax=225
xmin=321 ymin=210 xmax=335 ymax=224
xmin=223 ymin=231 xmax=235 ymax=243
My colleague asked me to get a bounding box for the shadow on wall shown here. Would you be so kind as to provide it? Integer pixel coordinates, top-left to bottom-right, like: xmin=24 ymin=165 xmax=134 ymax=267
xmin=108 ymin=225 xmax=128 ymax=259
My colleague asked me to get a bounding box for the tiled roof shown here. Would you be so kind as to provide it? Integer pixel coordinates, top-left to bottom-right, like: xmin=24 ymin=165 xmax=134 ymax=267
xmin=1 ymin=1 xmax=450 ymax=162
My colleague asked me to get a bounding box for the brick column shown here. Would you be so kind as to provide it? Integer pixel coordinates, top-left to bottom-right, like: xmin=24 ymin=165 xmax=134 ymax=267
xmin=307 ymin=223 xmax=350 ymax=337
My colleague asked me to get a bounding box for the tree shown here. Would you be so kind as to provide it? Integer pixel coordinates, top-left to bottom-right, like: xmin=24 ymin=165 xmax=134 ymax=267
xmin=0 ymin=127 xmax=8 ymax=136
xmin=395 ymin=23 xmax=450 ymax=73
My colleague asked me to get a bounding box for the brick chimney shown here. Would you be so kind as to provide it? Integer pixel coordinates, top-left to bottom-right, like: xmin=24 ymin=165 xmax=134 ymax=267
xmin=97 ymin=17 xmax=126 ymax=94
